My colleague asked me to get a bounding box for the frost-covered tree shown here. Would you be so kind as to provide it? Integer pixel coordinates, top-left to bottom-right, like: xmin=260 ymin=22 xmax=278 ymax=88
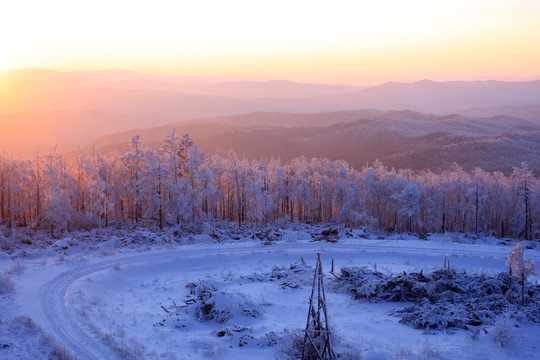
xmin=228 ymin=151 xmax=246 ymax=226
xmin=0 ymin=156 xmax=13 ymax=228
xmin=140 ymin=149 xmax=165 ymax=229
xmin=0 ymin=132 xmax=539 ymax=236
xmin=506 ymin=242 xmax=536 ymax=304
xmin=40 ymin=151 xmax=73 ymax=235
xmin=121 ymin=135 xmax=145 ymax=223
xmin=469 ymin=169 xmax=488 ymax=235
xmin=182 ymin=144 xmax=205 ymax=223
xmin=160 ymin=129 xmax=184 ymax=224
xmin=391 ymin=180 xmax=421 ymax=232
xmin=512 ymin=162 xmax=534 ymax=240
xmin=242 ymin=160 xmax=273 ymax=223
xmin=83 ymin=148 xmax=115 ymax=228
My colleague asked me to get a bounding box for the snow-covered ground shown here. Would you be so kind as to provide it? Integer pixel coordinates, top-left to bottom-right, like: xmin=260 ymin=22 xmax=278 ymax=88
xmin=1 ymin=226 xmax=539 ymax=360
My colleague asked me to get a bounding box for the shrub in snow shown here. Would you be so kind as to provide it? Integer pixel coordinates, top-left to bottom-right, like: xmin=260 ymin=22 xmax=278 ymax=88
xmin=253 ymin=228 xmax=283 ymax=243
xmin=238 ymin=334 xmax=254 ymax=347
xmin=269 ymin=263 xmax=311 ymax=289
xmin=335 ymin=267 xmax=436 ymax=302
xmin=215 ymin=325 xmax=251 ymax=338
xmin=5 ymin=262 xmax=26 ymax=275
xmin=190 ymin=340 xmax=225 ymax=357
xmin=379 ymin=271 xmax=431 ymax=302
xmin=336 ymin=348 xmax=363 ymax=360
xmin=0 ymin=273 xmax=15 ymax=294
xmin=47 ymin=346 xmax=76 ymax=360
xmin=185 ymin=281 xmax=262 ymax=323
xmin=335 ymin=267 xmax=386 ymax=299
xmin=276 ymin=329 xmax=314 ymax=360
xmin=0 ymin=229 xmax=32 ymax=253
xmin=418 ymin=338 xmax=447 ymax=360
xmin=313 ymin=227 xmax=341 ymax=242
xmin=259 ymin=331 xmax=281 ymax=348
xmin=7 ymin=315 xmax=76 ymax=359
xmin=101 ymin=333 xmax=145 ymax=360
xmin=248 ymin=261 xmax=311 ymax=289
xmin=51 ymin=237 xmax=76 ymax=252
xmin=334 ymin=267 xmax=540 ymax=330
xmin=492 ymin=318 xmax=514 ymax=347
xmin=0 ymin=233 xmax=9 ymax=250
xmin=399 ymin=300 xmax=468 ymax=329
xmin=9 ymin=315 xmax=39 ymax=334
xmin=275 ymin=328 xmax=359 ymax=360
xmin=196 ymin=291 xmax=230 ymax=322
xmin=93 ymin=323 xmax=146 ymax=360
xmin=281 ymin=230 xmax=312 ymax=242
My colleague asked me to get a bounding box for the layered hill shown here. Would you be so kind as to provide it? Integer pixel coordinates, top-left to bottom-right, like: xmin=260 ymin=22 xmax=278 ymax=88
xmin=381 ymin=130 xmax=540 ymax=175
xmin=93 ymin=110 xmax=540 ymax=175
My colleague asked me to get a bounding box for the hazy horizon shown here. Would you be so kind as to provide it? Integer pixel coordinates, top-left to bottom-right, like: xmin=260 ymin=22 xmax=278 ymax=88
xmin=3 ymin=67 xmax=540 ymax=87
xmin=2 ymin=1 xmax=540 ymax=85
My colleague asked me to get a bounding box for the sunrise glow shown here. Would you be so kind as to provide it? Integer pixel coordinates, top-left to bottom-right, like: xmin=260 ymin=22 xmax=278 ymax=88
xmin=1 ymin=0 xmax=539 ymax=84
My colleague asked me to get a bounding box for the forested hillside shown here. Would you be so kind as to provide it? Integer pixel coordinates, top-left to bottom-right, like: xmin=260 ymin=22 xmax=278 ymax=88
xmin=1 ymin=130 xmax=537 ymax=239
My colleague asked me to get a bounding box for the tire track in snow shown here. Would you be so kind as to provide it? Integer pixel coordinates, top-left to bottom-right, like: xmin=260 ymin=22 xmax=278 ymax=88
xmin=39 ymin=240 xmax=539 ymax=359
xmin=40 ymin=246 xmax=268 ymax=360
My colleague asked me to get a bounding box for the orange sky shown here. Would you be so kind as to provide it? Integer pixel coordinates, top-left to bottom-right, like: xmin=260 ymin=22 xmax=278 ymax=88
xmin=1 ymin=0 xmax=540 ymax=85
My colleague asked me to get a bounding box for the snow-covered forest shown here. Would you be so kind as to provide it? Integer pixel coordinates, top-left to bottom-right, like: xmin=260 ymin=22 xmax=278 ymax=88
xmin=1 ymin=129 xmax=538 ymax=239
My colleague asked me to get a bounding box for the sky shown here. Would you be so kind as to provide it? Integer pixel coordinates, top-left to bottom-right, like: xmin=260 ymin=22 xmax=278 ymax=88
xmin=1 ymin=0 xmax=540 ymax=85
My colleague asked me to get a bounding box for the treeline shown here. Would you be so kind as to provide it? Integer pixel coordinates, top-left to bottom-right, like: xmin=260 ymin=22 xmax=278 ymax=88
xmin=0 ymin=130 xmax=538 ymax=239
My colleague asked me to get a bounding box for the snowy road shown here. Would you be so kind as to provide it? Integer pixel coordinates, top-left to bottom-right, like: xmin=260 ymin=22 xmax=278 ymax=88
xmin=39 ymin=246 xmax=258 ymax=360
xmin=40 ymin=245 xmax=280 ymax=360
xmin=36 ymin=240 xmax=539 ymax=360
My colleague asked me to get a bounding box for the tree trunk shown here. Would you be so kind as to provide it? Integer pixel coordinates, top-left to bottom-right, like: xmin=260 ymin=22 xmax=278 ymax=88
xmin=36 ymin=155 xmax=41 ymax=219
xmin=0 ymin=171 xmax=4 ymax=222
xmin=441 ymin=211 xmax=445 ymax=233
xmin=524 ymin=188 xmax=530 ymax=240
xmin=475 ymin=180 xmax=479 ymax=234
xmin=521 ymin=272 xmax=525 ymax=306
xmin=508 ymin=265 xmax=512 ymax=290
xmin=105 ymin=200 xmax=109 ymax=228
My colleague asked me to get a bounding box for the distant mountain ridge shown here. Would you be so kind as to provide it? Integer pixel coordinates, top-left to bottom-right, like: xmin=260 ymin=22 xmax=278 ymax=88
xmin=1 ymin=69 xmax=539 ymax=174
xmin=357 ymin=79 xmax=540 ymax=113
xmin=2 ymin=69 xmax=539 ymax=116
